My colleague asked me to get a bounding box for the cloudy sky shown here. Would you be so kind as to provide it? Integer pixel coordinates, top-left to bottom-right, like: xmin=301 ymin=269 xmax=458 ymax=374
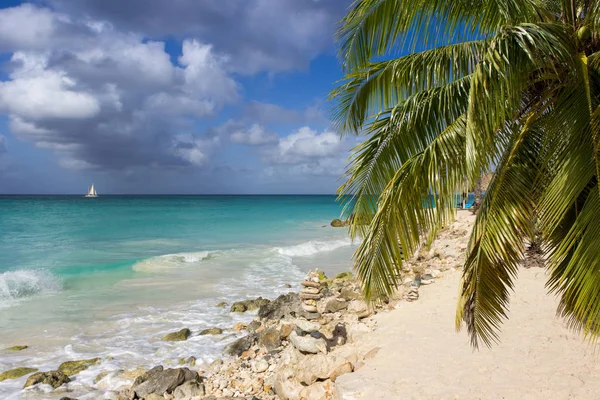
xmin=0 ymin=0 xmax=356 ymax=194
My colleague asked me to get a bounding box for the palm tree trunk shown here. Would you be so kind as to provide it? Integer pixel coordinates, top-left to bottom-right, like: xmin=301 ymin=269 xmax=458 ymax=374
xmin=472 ymin=176 xmax=482 ymax=214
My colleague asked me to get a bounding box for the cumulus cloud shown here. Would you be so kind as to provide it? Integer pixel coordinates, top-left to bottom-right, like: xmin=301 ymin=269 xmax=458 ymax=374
xmin=231 ymin=124 xmax=276 ymax=145
xmin=0 ymin=4 xmax=240 ymax=172
xmin=47 ymin=0 xmax=350 ymax=74
xmin=243 ymin=101 xmax=327 ymax=125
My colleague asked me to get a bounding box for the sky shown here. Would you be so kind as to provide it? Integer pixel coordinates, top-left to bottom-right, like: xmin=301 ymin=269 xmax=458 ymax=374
xmin=0 ymin=0 xmax=358 ymax=194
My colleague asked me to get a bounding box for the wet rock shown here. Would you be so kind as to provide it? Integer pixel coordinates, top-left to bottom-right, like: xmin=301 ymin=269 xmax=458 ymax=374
xmin=289 ymin=331 xmax=327 ymax=354
xmin=330 ymin=219 xmax=345 ymax=227
xmin=58 ymin=358 xmax=101 ymax=376
xmin=283 ymin=283 xmax=293 ymax=288
xmin=200 ymin=327 xmax=223 ymax=335
xmin=258 ymin=292 xmax=302 ymax=320
xmin=23 ymin=370 xmax=71 ymax=389
xmin=233 ymin=322 xmax=248 ymax=331
xmin=172 ymin=380 xmax=205 ymax=399
xmin=230 ymin=302 xmax=248 ymax=313
xmin=59 ymin=397 xmax=78 ymax=400
xmin=259 ymin=328 xmax=281 ymax=352
xmin=162 ymin=328 xmax=191 ymax=342
xmin=216 ymin=301 xmax=228 ymax=308
xmin=0 ymin=367 xmax=38 ymax=382
xmin=224 ymin=335 xmax=257 ymax=357
xmin=324 ymin=298 xmax=348 ymax=313
xmin=6 ymin=345 xmax=28 ymax=351
xmin=130 ymin=366 xmax=201 ymax=399
xmin=185 ymin=356 xmax=196 ymax=367
xmin=247 ymin=320 xmax=262 ymax=333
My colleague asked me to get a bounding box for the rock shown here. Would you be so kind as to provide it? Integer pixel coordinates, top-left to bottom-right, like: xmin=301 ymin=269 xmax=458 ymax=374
xmin=58 ymin=358 xmax=101 ymax=376
xmin=258 ymin=292 xmax=302 ymax=320
xmin=289 ymin=331 xmax=327 ymax=354
xmin=233 ymin=322 xmax=247 ymax=331
xmin=334 ymin=272 xmax=353 ymax=280
xmin=216 ymin=301 xmax=228 ymax=307
xmin=259 ymin=328 xmax=281 ymax=351
xmin=252 ymin=358 xmax=269 ymax=373
xmin=304 ymin=312 xmax=321 ymax=320
xmin=185 ymin=356 xmax=196 ymax=367
xmin=363 ymin=347 xmax=381 ymax=360
xmin=293 ymin=319 xmax=320 ymax=333
xmin=130 ymin=366 xmax=201 ymax=399
xmin=301 ymin=303 xmax=318 ymax=313
xmin=172 ymin=380 xmax=205 ymax=399
xmin=230 ymin=302 xmax=248 ymax=313
xmin=284 ymin=283 xmax=293 ymax=288
xmin=6 ymin=345 xmax=28 ymax=351
xmin=301 ymin=280 xmax=320 ymax=288
xmin=280 ymin=324 xmax=294 ymax=339
xmin=329 ymin=362 xmax=353 ymax=382
xmin=247 ymin=320 xmax=262 ymax=333
xmin=324 ymin=298 xmax=348 ymax=313
xmin=0 ymin=367 xmax=38 ymax=382
xmin=299 ymin=292 xmax=321 ymax=301
xmin=331 ymin=219 xmax=348 ymax=227
xmin=224 ymin=335 xmax=257 ymax=357
xmin=200 ymin=327 xmax=223 ymax=335
xmin=301 ymin=287 xmax=320 ymax=295
xmin=23 ymin=370 xmax=70 ymax=389
xmin=162 ymin=328 xmax=191 ymax=341
xmin=144 ymin=395 xmax=163 ymax=400
xmin=299 ymin=379 xmax=336 ymax=399
xmin=420 ymin=273 xmax=435 ymax=285
xmin=59 ymin=397 xmax=78 ymax=400
xmin=405 ymin=287 xmax=419 ymax=301
xmin=340 ymin=288 xmax=361 ymax=301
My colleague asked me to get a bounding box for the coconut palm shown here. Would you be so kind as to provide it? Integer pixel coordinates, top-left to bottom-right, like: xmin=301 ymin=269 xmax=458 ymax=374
xmin=330 ymin=0 xmax=600 ymax=348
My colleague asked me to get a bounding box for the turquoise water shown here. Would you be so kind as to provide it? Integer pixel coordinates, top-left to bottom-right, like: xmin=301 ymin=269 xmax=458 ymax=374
xmin=0 ymin=195 xmax=355 ymax=399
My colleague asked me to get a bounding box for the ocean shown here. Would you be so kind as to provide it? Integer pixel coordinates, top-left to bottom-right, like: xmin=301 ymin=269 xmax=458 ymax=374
xmin=0 ymin=195 xmax=356 ymax=399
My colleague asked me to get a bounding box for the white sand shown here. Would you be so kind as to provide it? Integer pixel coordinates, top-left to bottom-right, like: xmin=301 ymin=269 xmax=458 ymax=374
xmin=336 ymin=218 xmax=600 ymax=399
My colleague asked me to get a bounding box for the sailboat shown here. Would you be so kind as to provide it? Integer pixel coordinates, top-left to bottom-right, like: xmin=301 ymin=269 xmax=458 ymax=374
xmin=85 ymin=184 xmax=98 ymax=198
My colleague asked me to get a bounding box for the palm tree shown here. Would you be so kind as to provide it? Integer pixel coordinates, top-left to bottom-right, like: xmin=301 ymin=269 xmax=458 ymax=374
xmin=330 ymin=0 xmax=600 ymax=348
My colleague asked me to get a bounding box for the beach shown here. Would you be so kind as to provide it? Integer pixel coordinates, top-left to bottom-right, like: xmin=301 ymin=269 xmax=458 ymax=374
xmin=2 ymin=205 xmax=600 ymax=399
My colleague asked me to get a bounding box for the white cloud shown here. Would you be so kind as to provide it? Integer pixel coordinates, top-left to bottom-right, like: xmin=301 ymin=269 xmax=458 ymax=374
xmin=271 ymin=127 xmax=342 ymax=163
xmin=0 ymin=4 xmax=59 ymax=51
xmin=231 ymin=124 xmax=276 ymax=145
xmin=172 ymin=134 xmax=221 ymax=167
xmin=0 ymin=65 xmax=101 ymax=120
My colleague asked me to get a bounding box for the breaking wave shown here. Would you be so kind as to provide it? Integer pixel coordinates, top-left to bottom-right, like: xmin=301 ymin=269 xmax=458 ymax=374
xmin=0 ymin=269 xmax=62 ymax=307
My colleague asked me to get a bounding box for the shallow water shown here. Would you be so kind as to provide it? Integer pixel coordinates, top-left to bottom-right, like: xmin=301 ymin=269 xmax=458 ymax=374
xmin=0 ymin=195 xmax=356 ymax=399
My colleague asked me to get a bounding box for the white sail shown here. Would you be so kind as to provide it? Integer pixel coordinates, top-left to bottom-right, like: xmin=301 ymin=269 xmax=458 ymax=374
xmin=85 ymin=184 xmax=98 ymax=197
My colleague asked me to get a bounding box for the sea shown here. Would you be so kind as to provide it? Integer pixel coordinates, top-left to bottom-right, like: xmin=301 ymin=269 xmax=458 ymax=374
xmin=0 ymin=195 xmax=357 ymax=399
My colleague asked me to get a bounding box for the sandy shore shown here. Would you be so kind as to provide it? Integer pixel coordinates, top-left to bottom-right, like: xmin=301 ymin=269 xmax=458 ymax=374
xmin=336 ymin=262 xmax=600 ymax=399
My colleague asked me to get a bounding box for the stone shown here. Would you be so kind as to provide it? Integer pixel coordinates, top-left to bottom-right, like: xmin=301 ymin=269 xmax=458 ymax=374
xmin=230 ymin=302 xmax=248 ymax=313
xmin=0 ymin=367 xmax=38 ymax=382
xmin=59 ymin=397 xmax=78 ymax=400
xmin=301 ymin=287 xmax=320 ymax=295
xmin=334 ymin=272 xmax=353 ymax=280
xmin=130 ymin=366 xmax=201 ymax=399
xmin=23 ymin=371 xmax=70 ymax=389
xmin=144 ymin=395 xmax=164 ymax=400
xmin=301 ymin=280 xmax=321 ymax=288
xmin=283 ymin=283 xmax=293 ymax=288
xmin=340 ymin=288 xmax=361 ymax=301
xmin=299 ymin=379 xmax=336 ymax=399
xmin=185 ymin=356 xmax=196 ymax=367
xmin=233 ymin=322 xmax=247 ymax=331
xmin=223 ymin=335 xmax=257 ymax=357
xmin=172 ymin=380 xmax=205 ymax=399
xmin=216 ymin=301 xmax=228 ymax=307
xmin=162 ymin=328 xmax=191 ymax=341
xmin=259 ymin=328 xmax=281 ymax=352
xmin=330 ymin=218 xmax=345 ymax=227
xmin=257 ymin=292 xmax=302 ymax=320
xmin=58 ymin=358 xmax=101 ymax=376
xmin=299 ymin=292 xmax=321 ymax=300
xmin=247 ymin=320 xmax=262 ymax=333
xmin=301 ymin=303 xmax=318 ymax=313
xmin=252 ymin=358 xmax=269 ymax=373
xmin=200 ymin=327 xmax=223 ymax=335
xmin=280 ymin=324 xmax=294 ymax=338
xmin=6 ymin=345 xmax=28 ymax=351
xmin=329 ymin=362 xmax=353 ymax=382
xmin=364 ymin=347 xmax=381 ymax=360
xmin=293 ymin=319 xmax=321 ymax=333
xmin=289 ymin=331 xmax=327 ymax=354
xmin=304 ymin=312 xmax=321 ymax=320
xmin=324 ymin=298 xmax=348 ymax=313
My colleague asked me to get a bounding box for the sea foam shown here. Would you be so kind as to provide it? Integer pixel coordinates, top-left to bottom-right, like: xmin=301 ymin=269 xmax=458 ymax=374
xmin=132 ymin=251 xmax=213 ymax=272
xmin=275 ymin=238 xmax=352 ymax=257
xmin=0 ymin=269 xmax=62 ymax=306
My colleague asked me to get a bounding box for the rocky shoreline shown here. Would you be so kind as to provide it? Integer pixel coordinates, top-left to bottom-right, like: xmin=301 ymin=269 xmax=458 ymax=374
xmin=0 ymin=219 xmax=472 ymax=400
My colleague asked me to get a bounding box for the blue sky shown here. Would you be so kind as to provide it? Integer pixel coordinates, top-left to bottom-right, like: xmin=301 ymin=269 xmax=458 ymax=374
xmin=0 ymin=0 xmax=356 ymax=194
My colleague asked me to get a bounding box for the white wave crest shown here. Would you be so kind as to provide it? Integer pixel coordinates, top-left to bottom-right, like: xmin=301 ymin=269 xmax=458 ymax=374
xmin=132 ymin=251 xmax=213 ymax=272
xmin=275 ymin=238 xmax=352 ymax=257
xmin=0 ymin=269 xmax=62 ymax=305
